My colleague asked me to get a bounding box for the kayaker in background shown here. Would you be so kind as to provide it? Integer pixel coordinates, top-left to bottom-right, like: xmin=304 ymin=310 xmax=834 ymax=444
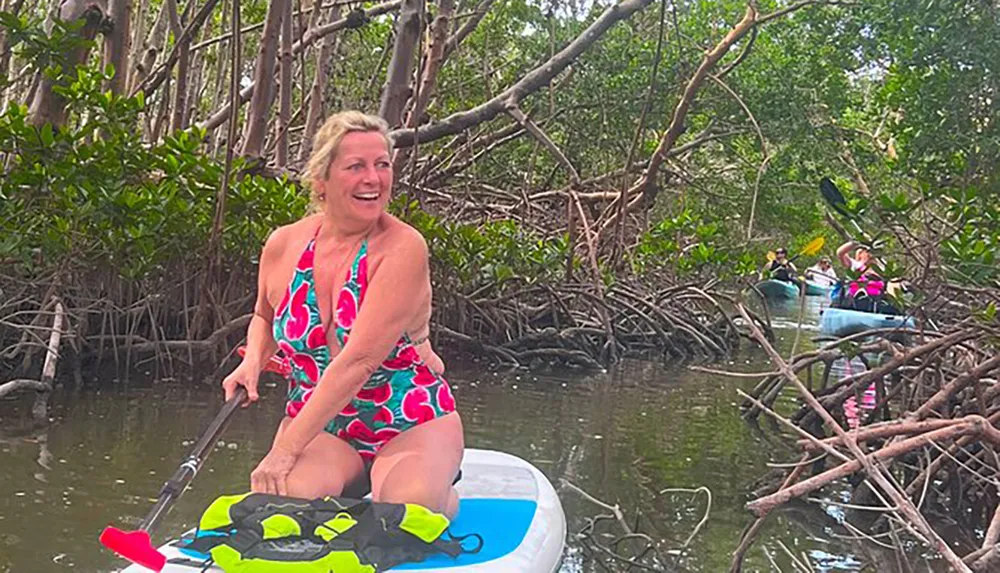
xmin=805 ymin=257 xmax=837 ymax=288
xmin=837 ymin=240 xmax=881 ymax=278
xmin=834 ymin=240 xmax=894 ymax=313
xmin=760 ymin=247 xmax=797 ymax=282
xmin=222 ymin=111 xmax=463 ymax=518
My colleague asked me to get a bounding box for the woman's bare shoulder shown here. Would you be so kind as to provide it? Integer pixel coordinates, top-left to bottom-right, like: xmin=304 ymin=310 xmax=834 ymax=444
xmin=263 ymin=215 xmax=322 ymax=256
xmin=378 ymin=215 xmax=429 ymax=257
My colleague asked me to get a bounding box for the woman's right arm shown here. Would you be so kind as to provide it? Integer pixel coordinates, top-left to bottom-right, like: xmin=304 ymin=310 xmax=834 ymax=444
xmin=223 ymin=231 xmax=284 ymax=402
xmin=836 ymin=241 xmax=856 ymax=268
xmin=245 ymin=232 xmax=285 ymax=366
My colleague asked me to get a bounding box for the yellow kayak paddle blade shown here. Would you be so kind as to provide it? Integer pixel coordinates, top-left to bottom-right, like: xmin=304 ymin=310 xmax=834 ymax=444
xmin=801 ymin=236 xmax=825 ymax=257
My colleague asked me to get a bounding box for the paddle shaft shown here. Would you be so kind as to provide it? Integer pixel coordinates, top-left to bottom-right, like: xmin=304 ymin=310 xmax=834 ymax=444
xmin=819 ymin=177 xmax=881 ymax=248
xmin=139 ymin=386 xmax=248 ymax=532
xmin=786 ymin=252 xmax=807 ymax=264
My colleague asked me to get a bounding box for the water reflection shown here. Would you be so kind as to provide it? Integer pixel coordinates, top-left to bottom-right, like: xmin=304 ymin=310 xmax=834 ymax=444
xmin=0 ymin=297 xmax=923 ymax=573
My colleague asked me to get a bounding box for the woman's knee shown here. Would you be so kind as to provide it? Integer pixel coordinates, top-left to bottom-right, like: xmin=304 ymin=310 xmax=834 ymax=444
xmin=286 ymin=471 xmax=343 ymax=499
xmin=281 ymin=432 xmax=365 ymax=499
xmin=376 ymin=480 xmax=451 ymax=513
xmin=286 ymin=457 xmax=364 ymax=499
xmin=373 ymin=454 xmax=452 ymax=509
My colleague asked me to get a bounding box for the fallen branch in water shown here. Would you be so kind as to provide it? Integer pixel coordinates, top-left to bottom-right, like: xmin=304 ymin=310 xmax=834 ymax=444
xmin=747 ymin=414 xmax=1000 ymax=516
xmin=735 ymin=303 xmax=974 ymax=572
xmin=0 ymin=298 xmax=65 ymax=421
xmin=718 ymin=285 xmax=1000 ymax=571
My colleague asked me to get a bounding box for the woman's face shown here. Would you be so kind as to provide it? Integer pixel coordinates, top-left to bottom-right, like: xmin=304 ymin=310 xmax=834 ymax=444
xmin=856 ymin=248 xmax=870 ymax=262
xmin=318 ymin=131 xmax=392 ymax=224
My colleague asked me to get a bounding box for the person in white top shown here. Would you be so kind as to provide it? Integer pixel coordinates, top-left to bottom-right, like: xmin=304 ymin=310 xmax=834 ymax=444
xmin=805 ymin=257 xmax=837 ymax=287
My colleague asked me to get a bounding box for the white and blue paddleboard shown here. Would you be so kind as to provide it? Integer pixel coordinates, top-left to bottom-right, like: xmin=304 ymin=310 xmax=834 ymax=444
xmin=119 ymin=449 xmax=566 ymax=573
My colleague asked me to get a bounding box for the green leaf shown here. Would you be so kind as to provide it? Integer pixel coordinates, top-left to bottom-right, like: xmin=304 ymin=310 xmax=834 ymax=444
xmin=39 ymin=123 xmax=53 ymax=146
xmin=982 ymin=302 xmax=997 ymax=323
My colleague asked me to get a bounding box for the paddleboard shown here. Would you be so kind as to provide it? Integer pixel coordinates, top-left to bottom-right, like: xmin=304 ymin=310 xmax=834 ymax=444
xmin=117 ymin=449 xmax=565 ymax=573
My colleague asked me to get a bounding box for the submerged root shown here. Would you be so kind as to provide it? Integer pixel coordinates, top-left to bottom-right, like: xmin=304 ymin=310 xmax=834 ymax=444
xmin=561 ymin=478 xmax=711 ymax=572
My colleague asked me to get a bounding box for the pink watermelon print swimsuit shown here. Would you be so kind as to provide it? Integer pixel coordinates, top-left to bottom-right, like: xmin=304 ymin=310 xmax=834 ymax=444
xmin=271 ymin=230 xmax=456 ymax=463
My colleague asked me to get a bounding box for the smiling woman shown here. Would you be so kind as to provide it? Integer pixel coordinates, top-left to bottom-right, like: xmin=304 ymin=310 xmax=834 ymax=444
xmin=221 ymin=110 xmax=463 ymax=518
xmin=302 ymin=112 xmax=395 ymax=214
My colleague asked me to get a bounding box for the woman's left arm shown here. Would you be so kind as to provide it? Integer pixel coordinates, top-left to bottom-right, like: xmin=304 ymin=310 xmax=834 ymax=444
xmin=251 ymin=231 xmax=431 ymax=494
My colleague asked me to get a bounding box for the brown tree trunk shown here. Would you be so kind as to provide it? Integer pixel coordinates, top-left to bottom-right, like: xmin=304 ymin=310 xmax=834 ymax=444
xmin=195 ymin=0 xmax=241 ymax=336
xmin=298 ymin=2 xmax=342 ymax=163
xmin=405 ymin=0 xmax=454 ymax=126
xmin=241 ymin=0 xmax=289 ymax=159
xmin=102 ymin=0 xmax=131 ymax=94
xmin=199 ymin=1 xmax=401 ymax=133
xmin=275 ymin=0 xmax=293 ymax=166
xmin=0 ymin=0 xmax=27 ymax=107
xmin=186 ymin=28 xmax=209 ymax=127
xmin=28 ymin=1 xmax=107 ymax=127
xmin=392 ymin=0 xmax=453 ymax=175
xmin=378 ymin=0 xmax=423 ymax=127
xmin=169 ymin=0 xmax=194 ymax=132
xmin=207 ymin=0 xmax=229 ymax=152
xmin=126 ymin=0 xmax=150 ymax=89
xmin=130 ymin=0 xmax=168 ymax=96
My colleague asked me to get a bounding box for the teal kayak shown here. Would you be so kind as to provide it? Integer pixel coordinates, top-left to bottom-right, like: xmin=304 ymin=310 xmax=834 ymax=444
xmin=753 ymin=279 xmax=800 ymax=300
xmin=820 ymin=307 xmax=915 ymax=336
xmin=804 ymin=281 xmax=832 ymax=296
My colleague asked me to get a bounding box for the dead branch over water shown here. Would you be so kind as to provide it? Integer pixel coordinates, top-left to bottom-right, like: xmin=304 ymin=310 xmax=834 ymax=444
xmin=726 ymin=290 xmax=1000 ymax=572
xmin=0 ymin=297 xmax=65 ymax=421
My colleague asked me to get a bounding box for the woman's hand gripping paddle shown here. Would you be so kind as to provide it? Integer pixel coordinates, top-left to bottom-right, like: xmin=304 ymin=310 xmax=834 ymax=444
xmin=99 ymin=349 xmax=287 ymax=571
xmin=766 ymin=236 xmax=826 ymax=264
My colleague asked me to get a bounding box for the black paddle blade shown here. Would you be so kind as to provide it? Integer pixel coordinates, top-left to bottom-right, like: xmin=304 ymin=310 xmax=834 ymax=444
xmin=819 ymin=177 xmax=851 ymax=218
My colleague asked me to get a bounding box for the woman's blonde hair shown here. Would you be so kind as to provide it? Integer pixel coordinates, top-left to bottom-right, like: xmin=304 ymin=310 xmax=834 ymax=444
xmin=303 ymin=111 xmax=392 ymax=210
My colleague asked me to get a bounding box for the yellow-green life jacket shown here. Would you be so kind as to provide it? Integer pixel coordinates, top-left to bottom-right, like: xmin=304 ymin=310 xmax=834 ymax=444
xmin=178 ymin=493 xmax=480 ymax=572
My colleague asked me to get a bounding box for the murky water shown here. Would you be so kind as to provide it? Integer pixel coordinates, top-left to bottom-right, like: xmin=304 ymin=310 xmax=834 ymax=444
xmin=0 ymin=294 xmax=925 ymax=572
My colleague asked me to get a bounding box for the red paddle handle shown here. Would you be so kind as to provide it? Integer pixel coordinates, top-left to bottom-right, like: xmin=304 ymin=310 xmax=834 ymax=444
xmin=237 ymin=346 xmax=290 ymax=376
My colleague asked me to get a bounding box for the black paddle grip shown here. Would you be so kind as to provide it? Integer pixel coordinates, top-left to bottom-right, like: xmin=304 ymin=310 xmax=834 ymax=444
xmin=139 ymin=386 xmax=248 ymax=532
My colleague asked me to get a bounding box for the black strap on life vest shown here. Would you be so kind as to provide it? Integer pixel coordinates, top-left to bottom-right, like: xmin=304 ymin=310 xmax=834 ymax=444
xmin=182 ymin=494 xmax=480 ymax=571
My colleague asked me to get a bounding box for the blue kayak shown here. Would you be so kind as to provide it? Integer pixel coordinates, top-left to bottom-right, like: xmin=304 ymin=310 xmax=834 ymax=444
xmin=804 ymin=281 xmax=832 ymax=297
xmin=753 ymin=279 xmax=800 ymax=300
xmin=820 ymin=307 xmax=915 ymax=336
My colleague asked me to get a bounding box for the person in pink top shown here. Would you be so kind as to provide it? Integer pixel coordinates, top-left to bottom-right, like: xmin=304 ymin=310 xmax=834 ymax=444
xmin=835 ymin=240 xmax=892 ymax=313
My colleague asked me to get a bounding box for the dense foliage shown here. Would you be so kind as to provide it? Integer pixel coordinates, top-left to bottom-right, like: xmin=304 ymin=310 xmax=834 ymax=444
xmin=1 ymin=0 xmax=997 ymax=295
